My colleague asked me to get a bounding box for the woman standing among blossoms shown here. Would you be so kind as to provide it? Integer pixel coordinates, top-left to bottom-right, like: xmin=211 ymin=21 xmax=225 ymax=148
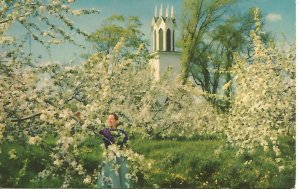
xmin=97 ymin=113 xmax=130 ymax=188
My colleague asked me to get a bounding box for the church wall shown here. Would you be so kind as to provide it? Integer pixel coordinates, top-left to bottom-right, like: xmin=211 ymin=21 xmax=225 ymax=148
xmin=149 ymin=51 xmax=181 ymax=80
xmin=158 ymin=52 xmax=181 ymax=78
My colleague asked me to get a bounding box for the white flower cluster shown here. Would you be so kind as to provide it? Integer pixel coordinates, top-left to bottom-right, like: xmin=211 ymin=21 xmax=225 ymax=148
xmin=8 ymin=149 xmax=17 ymax=160
xmin=28 ymin=136 xmax=42 ymax=145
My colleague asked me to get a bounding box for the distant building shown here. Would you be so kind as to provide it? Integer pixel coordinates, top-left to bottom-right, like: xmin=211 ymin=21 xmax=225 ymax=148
xmin=149 ymin=4 xmax=181 ymax=81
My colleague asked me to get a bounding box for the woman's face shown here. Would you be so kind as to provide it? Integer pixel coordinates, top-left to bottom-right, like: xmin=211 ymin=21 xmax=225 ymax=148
xmin=107 ymin=114 xmax=117 ymax=128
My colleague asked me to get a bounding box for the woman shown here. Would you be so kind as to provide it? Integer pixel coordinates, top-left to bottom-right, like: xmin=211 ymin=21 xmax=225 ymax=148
xmin=97 ymin=113 xmax=130 ymax=188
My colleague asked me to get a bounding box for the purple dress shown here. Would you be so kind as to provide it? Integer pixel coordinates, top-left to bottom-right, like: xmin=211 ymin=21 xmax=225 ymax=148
xmin=99 ymin=128 xmax=128 ymax=149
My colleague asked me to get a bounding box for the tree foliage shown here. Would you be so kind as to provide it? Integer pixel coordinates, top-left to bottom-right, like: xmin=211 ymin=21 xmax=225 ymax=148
xmin=86 ymin=15 xmax=149 ymax=58
xmin=180 ymin=0 xmax=236 ymax=84
xmin=180 ymin=0 xmax=273 ymax=110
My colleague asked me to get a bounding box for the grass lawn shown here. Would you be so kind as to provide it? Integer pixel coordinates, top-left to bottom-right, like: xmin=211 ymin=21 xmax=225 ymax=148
xmin=0 ymin=135 xmax=295 ymax=188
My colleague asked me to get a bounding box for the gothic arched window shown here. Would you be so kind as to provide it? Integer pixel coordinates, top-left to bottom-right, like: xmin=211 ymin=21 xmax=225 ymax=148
xmin=166 ymin=29 xmax=171 ymax=51
xmin=173 ymin=30 xmax=175 ymax=51
xmin=159 ymin=28 xmax=163 ymax=51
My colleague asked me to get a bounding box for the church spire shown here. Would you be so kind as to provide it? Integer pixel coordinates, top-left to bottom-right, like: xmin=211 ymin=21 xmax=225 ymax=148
xmin=171 ymin=5 xmax=174 ymax=18
xmin=165 ymin=4 xmax=169 ymax=17
xmin=159 ymin=4 xmax=163 ymax=17
xmin=150 ymin=4 xmax=181 ymax=81
xmin=152 ymin=4 xmax=176 ymax=52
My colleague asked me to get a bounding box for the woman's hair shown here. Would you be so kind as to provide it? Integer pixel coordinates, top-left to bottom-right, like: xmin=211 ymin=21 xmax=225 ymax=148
xmin=109 ymin=113 xmax=119 ymax=120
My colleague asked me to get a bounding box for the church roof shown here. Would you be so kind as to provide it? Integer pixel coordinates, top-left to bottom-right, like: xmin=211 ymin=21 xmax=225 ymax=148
xmin=152 ymin=16 xmax=175 ymax=24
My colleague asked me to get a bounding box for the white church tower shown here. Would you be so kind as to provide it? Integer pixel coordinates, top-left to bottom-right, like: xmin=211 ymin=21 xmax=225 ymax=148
xmin=150 ymin=4 xmax=181 ymax=80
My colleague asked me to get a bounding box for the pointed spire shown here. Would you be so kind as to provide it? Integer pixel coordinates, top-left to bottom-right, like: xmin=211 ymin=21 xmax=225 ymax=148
xmin=166 ymin=4 xmax=169 ymax=17
xmin=159 ymin=3 xmax=163 ymax=17
xmin=155 ymin=5 xmax=157 ymax=17
xmin=171 ymin=5 xmax=174 ymax=18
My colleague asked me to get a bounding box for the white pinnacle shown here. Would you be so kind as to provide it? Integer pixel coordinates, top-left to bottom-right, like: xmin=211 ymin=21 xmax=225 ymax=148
xmin=166 ymin=4 xmax=169 ymax=17
xmin=159 ymin=3 xmax=162 ymax=17
xmin=171 ymin=5 xmax=174 ymax=18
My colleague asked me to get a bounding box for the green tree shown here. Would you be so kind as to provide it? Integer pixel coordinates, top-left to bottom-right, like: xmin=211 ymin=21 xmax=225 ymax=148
xmin=86 ymin=15 xmax=149 ymax=58
xmin=180 ymin=0 xmax=236 ymax=110
xmin=180 ymin=0 xmax=272 ymax=110
xmin=180 ymin=0 xmax=236 ymax=84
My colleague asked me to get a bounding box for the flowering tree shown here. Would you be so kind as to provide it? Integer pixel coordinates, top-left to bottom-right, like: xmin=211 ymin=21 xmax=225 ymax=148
xmin=0 ymin=0 xmax=97 ymax=149
xmin=42 ymin=37 xmax=220 ymax=185
xmin=224 ymin=8 xmax=295 ymax=166
xmin=1 ymin=1 xmax=219 ymax=184
xmin=0 ymin=0 xmax=99 ymax=186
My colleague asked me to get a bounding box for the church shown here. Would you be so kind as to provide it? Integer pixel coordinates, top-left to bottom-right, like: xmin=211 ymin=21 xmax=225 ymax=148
xmin=149 ymin=4 xmax=181 ymax=81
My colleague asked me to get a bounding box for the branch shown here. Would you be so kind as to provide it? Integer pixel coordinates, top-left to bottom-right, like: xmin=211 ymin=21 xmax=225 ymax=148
xmin=151 ymin=99 xmax=170 ymax=120
xmin=154 ymin=121 xmax=176 ymax=137
xmin=191 ymin=70 xmax=204 ymax=89
xmin=0 ymin=18 xmax=10 ymax=24
xmin=11 ymin=113 xmax=41 ymax=122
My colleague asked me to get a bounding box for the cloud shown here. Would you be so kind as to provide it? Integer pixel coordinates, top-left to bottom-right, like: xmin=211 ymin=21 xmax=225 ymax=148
xmin=266 ymin=13 xmax=282 ymax=22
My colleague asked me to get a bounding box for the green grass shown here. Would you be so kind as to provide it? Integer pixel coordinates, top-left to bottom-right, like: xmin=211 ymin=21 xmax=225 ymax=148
xmin=130 ymin=137 xmax=295 ymax=188
xmin=0 ymin=135 xmax=295 ymax=188
xmin=130 ymin=138 xmax=224 ymax=188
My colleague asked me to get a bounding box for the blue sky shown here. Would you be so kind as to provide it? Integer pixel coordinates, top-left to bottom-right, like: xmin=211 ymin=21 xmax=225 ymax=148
xmin=7 ymin=0 xmax=296 ymax=63
xmin=71 ymin=0 xmax=295 ymax=42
